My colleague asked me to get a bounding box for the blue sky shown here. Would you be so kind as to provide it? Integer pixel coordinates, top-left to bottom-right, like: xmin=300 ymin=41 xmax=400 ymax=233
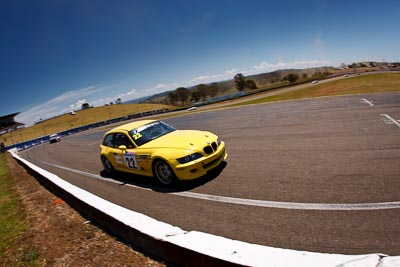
xmin=1 ymin=0 xmax=399 ymax=126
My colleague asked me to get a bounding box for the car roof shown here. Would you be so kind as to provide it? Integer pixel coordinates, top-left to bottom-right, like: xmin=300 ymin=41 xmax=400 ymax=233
xmin=108 ymin=119 xmax=157 ymax=133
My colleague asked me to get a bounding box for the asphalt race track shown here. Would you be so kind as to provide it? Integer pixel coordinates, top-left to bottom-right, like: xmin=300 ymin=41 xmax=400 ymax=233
xmin=19 ymin=92 xmax=400 ymax=255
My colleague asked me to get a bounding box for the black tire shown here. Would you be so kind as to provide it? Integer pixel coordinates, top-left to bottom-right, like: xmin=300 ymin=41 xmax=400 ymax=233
xmin=153 ymin=159 xmax=177 ymax=185
xmin=101 ymin=156 xmax=114 ymax=173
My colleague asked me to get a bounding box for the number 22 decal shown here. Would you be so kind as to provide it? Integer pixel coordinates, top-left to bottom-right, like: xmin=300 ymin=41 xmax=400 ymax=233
xmin=124 ymin=152 xmax=138 ymax=169
xmin=133 ymin=132 xmax=142 ymax=140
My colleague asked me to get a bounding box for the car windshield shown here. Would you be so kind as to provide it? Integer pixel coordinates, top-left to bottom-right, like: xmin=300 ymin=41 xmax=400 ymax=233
xmin=129 ymin=121 xmax=175 ymax=146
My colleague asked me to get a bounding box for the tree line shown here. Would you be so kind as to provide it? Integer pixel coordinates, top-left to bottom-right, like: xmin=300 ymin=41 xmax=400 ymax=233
xmin=167 ymin=82 xmax=219 ymax=105
xmin=167 ymin=73 xmax=259 ymax=105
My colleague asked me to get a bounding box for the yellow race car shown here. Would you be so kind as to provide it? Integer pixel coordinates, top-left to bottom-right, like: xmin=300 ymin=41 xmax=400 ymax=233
xmin=100 ymin=119 xmax=227 ymax=185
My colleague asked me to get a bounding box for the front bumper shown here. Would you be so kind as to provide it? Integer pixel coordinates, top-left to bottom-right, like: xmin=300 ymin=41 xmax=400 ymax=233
xmin=171 ymin=142 xmax=227 ymax=180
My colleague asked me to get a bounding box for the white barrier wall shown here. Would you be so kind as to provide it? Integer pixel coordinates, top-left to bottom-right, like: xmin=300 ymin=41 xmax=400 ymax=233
xmin=10 ymin=149 xmax=400 ymax=267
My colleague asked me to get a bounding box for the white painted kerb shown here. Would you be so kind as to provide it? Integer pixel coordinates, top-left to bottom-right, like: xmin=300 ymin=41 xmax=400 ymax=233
xmin=10 ymin=149 xmax=399 ymax=267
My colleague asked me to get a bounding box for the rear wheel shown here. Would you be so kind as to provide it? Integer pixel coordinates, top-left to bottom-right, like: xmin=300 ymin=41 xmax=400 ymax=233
xmin=153 ymin=160 xmax=176 ymax=185
xmin=101 ymin=156 xmax=114 ymax=173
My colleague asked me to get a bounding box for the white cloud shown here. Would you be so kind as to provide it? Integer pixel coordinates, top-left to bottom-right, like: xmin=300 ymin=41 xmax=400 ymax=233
xmin=185 ymin=69 xmax=238 ymax=86
xmin=115 ymin=88 xmax=137 ymax=100
xmin=188 ymin=75 xmax=210 ymax=84
xmin=252 ymin=60 xmax=329 ymax=73
xmin=16 ymin=85 xmax=111 ymax=125
xmin=144 ymin=83 xmax=168 ymax=93
xmin=69 ymin=99 xmax=88 ymax=111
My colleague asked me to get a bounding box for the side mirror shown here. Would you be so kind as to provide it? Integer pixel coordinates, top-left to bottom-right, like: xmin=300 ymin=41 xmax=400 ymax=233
xmin=118 ymin=145 xmax=127 ymax=151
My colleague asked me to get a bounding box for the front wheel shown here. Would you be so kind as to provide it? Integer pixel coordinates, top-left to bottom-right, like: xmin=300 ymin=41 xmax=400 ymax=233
xmin=153 ymin=160 xmax=177 ymax=185
xmin=101 ymin=156 xmax=114 ymax=173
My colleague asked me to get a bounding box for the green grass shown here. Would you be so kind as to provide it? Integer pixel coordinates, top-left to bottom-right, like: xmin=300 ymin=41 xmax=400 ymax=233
xmin=0 ymin=154 xmax=40 ymax=266
xmin=230 ymin=72 xmax=400 ymax=106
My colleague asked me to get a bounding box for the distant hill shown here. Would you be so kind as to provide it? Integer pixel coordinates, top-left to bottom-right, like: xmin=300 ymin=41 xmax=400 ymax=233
xmin=124 ymin=95 xmax=152 ymax=104
xmin=135 ymin=61 xmax=400 ymax=104
xmin=142 ymin=66 xmax=334 ymax=104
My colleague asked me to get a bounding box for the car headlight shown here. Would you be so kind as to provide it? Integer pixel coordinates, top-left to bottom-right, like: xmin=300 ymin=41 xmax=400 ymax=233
xmin=176 ymin=153 xmax=203 ymax=164
xmin=217 ymin=138 xmax=222 ymax=146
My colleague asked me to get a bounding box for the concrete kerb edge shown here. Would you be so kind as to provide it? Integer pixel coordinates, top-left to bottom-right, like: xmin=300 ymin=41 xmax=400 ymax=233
xmin=8 ymin=149 xmax=399 ymax=267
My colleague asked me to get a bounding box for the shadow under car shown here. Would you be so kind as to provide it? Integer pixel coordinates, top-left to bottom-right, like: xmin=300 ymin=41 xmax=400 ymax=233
xmin=99 ymin=161 xmax=228 ymax=193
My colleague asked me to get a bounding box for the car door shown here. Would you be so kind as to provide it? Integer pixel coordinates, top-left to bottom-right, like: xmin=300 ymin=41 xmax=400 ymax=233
xmin=102 ymin=133 xmax=122 ymax=168
xmin=112 ymin=132 xmax=140 ymax=173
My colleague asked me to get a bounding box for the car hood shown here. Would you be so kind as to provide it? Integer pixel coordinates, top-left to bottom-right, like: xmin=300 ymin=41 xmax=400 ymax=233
xmin=140 ymin=130 xmax=217 ymax=151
